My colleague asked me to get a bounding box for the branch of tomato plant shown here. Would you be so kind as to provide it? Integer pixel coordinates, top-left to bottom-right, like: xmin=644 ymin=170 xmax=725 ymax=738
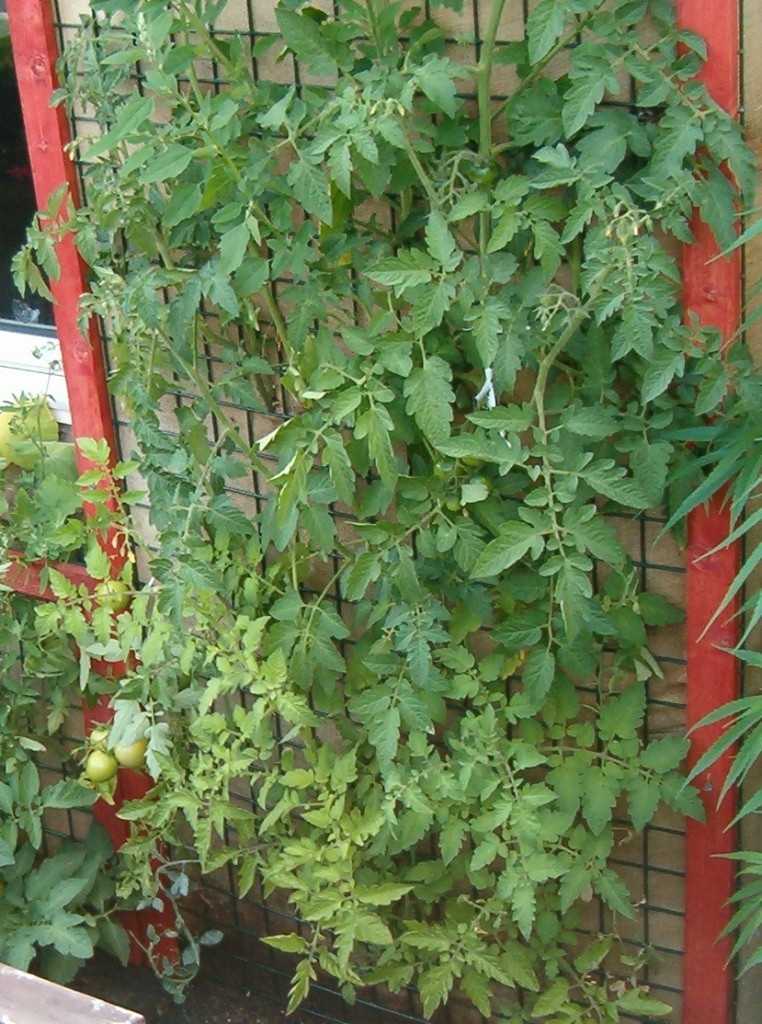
xmin=531 ymin=266 xmax=613 ymax=657
xmin=145 ymin=229 xmax=283 ymax=476
xmin=489 ymin=0 xmax=608 ymax=125
xmin=153 ymin=60 xmax=290 ymax=352
xmin=177 ymin=0 xmax=250 ymax=82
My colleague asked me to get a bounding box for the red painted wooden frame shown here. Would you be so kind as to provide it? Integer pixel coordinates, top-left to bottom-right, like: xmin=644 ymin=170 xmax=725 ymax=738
xmin=677 ymin=3 xmax=741 ymax=1024
xmin=5 ymin=0 xmax=175 ymax=968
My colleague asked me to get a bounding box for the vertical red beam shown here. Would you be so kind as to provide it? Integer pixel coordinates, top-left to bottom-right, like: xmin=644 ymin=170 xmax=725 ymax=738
xmin=6 ymin=0 xmax=175 ymax=967
xmin=678 ymin=3 xmax=741 ymax=1024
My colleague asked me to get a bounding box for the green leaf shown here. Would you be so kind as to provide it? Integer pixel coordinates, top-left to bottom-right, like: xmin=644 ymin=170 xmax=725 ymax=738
xmin=287 ymin=160 xmax=332 ymax=224
xmin=472 ymin=522 xmax=541 ymax=578
xmin=219 ymin=222 xmax=251 ymax=275
xmin=328 ymin=140 xmax=353 ymax=198
xmin=367 ymin=251 xmax=434 ymax=291
xmin=262 ymin=933 xmax=309 ymax=953
xmin=344 ymin=550 xmax=382 ymax=601
xmin=641 ymin=735 xmax=689 ymax=773
xmin=598 ymin=683 xmax=646 ymax=741
xmin=467 ymin=299 xmax=509 ymax=367
xmin=440 ymin=820 xmax=467 ymax=866
xmin=287 ymin=957 xmax=316 ymax=1013
xmin=424 ymin=211 xmax=461 ymax=271
xmin=355 ymin=883 xmax=413 ymax=906
xmin=525 ymin=0 xmax=568 ymax=64
xmin=34 ymin=918 xmax=94 ymax=959
xmin=522 ymin=647 xmax=555 ymax=702
xmin=616 ymin=988 xmax=672 ymax=1016
xmin=565 ymin=510 xmax=625 ymax=565
xmin=632 ymin=439 xmax=671 ymax=507
xmin=511 ymin=880 xmax=537 ymax=939
xmin=323 ymin=434 xmax=355 ymax=505
xmin=41 ymin=780 xmax=97 ymax=810
xmin=581 ymin=768 xmax=619 ymax=834
xmin=276 ymin=9 xmax=338 ymax=77
xmin=627 ymin=774 xmax=662 ymax=831
xmin=417 ymin=57 xmax=458 ymax=117
xmin=532 ymin=978 xmax=570 ymax=1018
xmin=363 ymin=406 xmax=398 ymax=486
xmin=140 ymin=144 xmax=194 ymax=183
xmin=584 ymin=461 xmax=650 ymax=510
xmin=409 ymin=279 xmax=458 ymax=335
xmin=206 ymin=495 xmax=256 ymax=537
xmin=403 ymin=356 xmax=454 ymax=447
xmin=595 ymin=868 xmax=635 ymax=918
xmin=564 ymin=406 xmax=617 ymax=439
xmin=418 ymin=963 xmax=455 ymax=1019
xmin=642 ymin=347 xmax=685 ymax=403
xmin=436 ymin=433 xmax=516 ymax=465
xmin=85 ymin=94 xmax=155 ymax=160
xmin=563 ymin=75 xmax=606 ymax=136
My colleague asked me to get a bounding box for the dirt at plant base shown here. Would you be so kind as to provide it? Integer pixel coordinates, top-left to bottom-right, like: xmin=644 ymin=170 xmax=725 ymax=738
xmin=70 ymin=952 xmax=313 ymax=1024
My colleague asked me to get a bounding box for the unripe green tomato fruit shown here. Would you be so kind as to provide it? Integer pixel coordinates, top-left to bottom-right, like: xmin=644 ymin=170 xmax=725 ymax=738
xmin=84 ymin=750 xmax=118 ymax=783
xmin=445 ymin=497 xmax=461 ymax=512
xmin=433 ymin=460 xmax=455 ymax=479
xmin=94 ymin=579 xmax=131 ymax=612
xmin=89 ymin=726 xmax=110 ymax=750
xmin=113 ymin=739 xmax=148 ymax=770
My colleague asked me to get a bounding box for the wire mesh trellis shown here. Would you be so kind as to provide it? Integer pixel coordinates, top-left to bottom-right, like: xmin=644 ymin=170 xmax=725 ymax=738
xmin=12 ymin=0 xmax=739 ymax=1020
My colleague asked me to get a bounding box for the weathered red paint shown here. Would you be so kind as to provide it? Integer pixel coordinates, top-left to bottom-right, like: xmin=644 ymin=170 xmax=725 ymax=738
xmin=5 ymin=553 xmax=96 ymax=599
xmin=684 ymin=492 xmax=740 ymax=1024
xmin=677 ymin=2 xmax=741 ymax=1024
xmin=5 ymin=0 xmax=176 ymax=966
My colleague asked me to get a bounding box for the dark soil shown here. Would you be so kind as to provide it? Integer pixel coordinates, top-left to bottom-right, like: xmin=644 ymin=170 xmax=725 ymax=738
xmin=70 ymin=952 xmax=313 ymax=1024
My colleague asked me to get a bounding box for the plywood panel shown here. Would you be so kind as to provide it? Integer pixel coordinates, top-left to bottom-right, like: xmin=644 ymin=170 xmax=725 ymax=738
xmin=0 ymin=964 xmax=145 ymax=1024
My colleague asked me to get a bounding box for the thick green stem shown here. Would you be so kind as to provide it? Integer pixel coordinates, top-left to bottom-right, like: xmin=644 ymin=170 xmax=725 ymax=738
xmin=474 ymin=0 xmax=508 ymax=253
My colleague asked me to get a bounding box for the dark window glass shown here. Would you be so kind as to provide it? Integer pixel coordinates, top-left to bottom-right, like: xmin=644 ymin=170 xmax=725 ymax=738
xmin=0 ymin=21 xmax=54 ymax=328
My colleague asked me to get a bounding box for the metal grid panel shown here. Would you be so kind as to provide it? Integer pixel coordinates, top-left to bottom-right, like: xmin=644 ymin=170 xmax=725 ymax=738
xmin=45 ymin=1 xmax=694 ymax=1021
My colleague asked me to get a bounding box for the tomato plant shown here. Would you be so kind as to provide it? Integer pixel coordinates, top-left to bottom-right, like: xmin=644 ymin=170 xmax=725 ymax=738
xmin=9 ymin=0 xmax=759 ymax=1017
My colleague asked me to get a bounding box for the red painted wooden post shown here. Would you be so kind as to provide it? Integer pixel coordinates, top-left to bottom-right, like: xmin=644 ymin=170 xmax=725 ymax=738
xmin=5 ymin=0 xmax=176 ymax=968
xmin=677 ymin=2 xmax=741 ymax=1023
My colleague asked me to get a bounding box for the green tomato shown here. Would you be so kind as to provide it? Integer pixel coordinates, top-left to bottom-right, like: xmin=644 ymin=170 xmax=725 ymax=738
xmin=114 ymin=739 xmax=148 ymax=770
xmin=89 ymin=726 xmax=111 ymax=750
xmin=84 ymin=750 xmax=118 ymax=783
xmin=94 ymin=579 xmax=131 ymax=612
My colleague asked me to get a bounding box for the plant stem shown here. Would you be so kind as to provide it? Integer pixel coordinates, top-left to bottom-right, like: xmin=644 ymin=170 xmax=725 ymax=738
xmin=491 ymin=1 xmax=607 ymax=124
xmin=403 ymin=137 xmax=439 ymax=208
xmin=474 ymin=0 xmax=508 ymax=253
